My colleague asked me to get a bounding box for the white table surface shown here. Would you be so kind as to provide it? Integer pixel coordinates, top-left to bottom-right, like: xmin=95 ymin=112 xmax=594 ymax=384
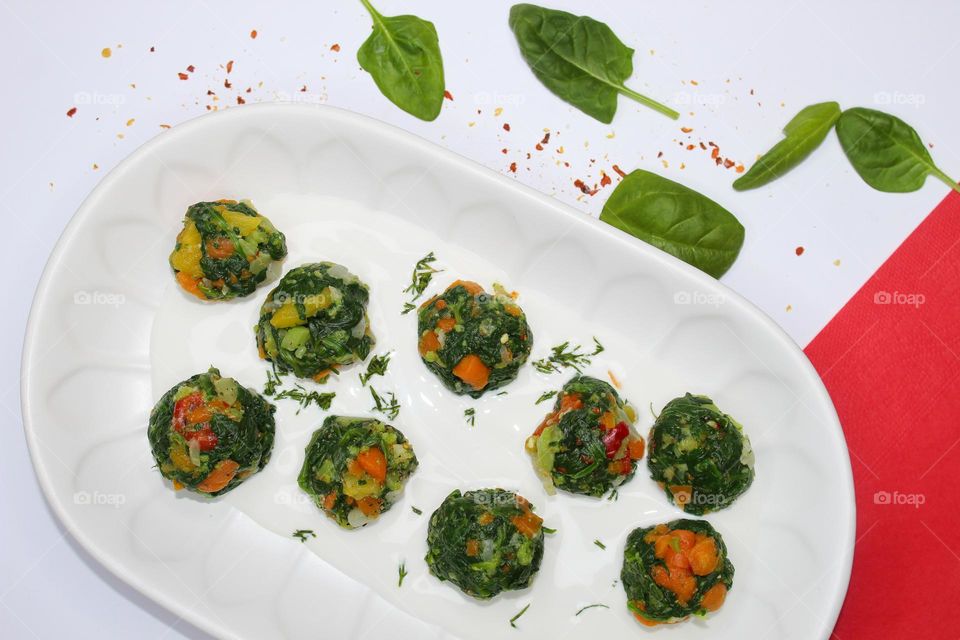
xmin=3 ymin=1 xmax=958 ymax=637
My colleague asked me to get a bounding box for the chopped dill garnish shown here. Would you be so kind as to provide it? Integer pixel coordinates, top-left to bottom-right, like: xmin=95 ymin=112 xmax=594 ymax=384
xmin=496 ymin=391 xmax=509 ymax=396
xmin=411 ymin=506 xmax=422 ymax=515
xmin=606 ymin=488 xmax=619 ymax=502
xmin=401 ymin=251 xmax=442 ymax=313
xmin=359 ymin=352 xmax=392 ymax=386
xmin=542 ymin=526 xmax=558 ymax=534
xmin=575 ymin=603 xmax=609 ymax=616
xmin=401 ymin=302 xmax=416 ymax=314
xmin=292 ymin=529 xmax=316 ymax=543
xmin=398 ymin=561 xmax=408 ymax=587
xmin=532 ymin=337 xmax=604 ymax=374
xmin=370 ymin=386 xmax=400 ymax=420
xmin=263 ymin=365 xmax=287 ymax=396
xmin=274 ymin=385 xmax=335 ymax=414
xmin=535 ymin=390 xmax=558 ymax=405
xmin=593 ymin=539 xmax=606 ymax=550
xmin=464 ymin=407 xmax=476 ymax=426
xmin=509 ymin=603 xmax=530 ymax=628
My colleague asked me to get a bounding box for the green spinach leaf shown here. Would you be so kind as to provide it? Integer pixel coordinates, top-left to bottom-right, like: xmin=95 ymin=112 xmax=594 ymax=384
xmin=357 ymin=0 xmax=445 ymax=121
xmin=733 ymin=101 xmax=841 ymax=191
xmin=600 ymin=170 xmax=744 ymax=278
xmin=836 ymin=107 xmax=959 ymax=194
xmin=508 ymin=4 xmax=677 ymax=122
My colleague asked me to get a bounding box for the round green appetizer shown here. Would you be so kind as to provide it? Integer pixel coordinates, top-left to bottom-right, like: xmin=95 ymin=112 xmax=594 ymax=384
xmin=298 ymin=416 xmax=418 ymax=529
xmin=525 ymin=375 xmax=645 ymax=497
xmin=169 ymin=199 xmax=287 ymax=301
xmin=417 ymin=280 xmax=532 ymax=398
xmin=621 ymin=519 xmax=734 ymax=626
xmin=256 ymin=262 xmax=375 ymax=381
xmin=425 ymin=488 xmax=545 ymax=599
xmin=647 ymin=393 xmax=755 ymax=515
xmin=148 ymin=367 xmax=276 ymax=496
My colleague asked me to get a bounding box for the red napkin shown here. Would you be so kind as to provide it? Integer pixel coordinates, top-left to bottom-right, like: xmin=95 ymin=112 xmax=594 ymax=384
xmin=805 ymin=192 xmax=960 ymax=639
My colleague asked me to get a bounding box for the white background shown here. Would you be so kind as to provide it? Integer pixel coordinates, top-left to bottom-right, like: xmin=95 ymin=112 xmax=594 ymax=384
xmin=3 ymin=1 xmax=958 ymax=637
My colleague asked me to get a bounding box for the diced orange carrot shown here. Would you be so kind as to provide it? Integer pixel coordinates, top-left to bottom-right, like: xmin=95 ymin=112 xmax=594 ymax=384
xmin=452 ymin=354 xmax=490 ymax=390
xmin=689 ymin=537 xmax=719 ymax=576
xmin=447 ymin=280 xmax=484 ymax=295
xmin=172 ymin=480 xmax=184 ymax=491
xmin=175 ymin=271 xmax=204 ymax=299
xmin=312 ymin=367 xmax=335 ymax=382
xmin=357 ymin=447 xmax=386 ymax=483
xmin=418 ymin=331 xmax=440 ymax=355
xmin=511 ymin=511 xmax=543 ymax=538
xmin=478 ymin=512 xmax=494 ymax=526
xmin=196 ymin=459 xmax=239 ymax=493
xmin=437 ymin=316 xmax=456 ymax=332
xmin=559 ymin=393 xmax=583 ymax=413
xmin=652 ymin=565 xmax=696 ymax=604
xmin=465 ymin=539 xmax=480 ymax=557
xmin=186 ymin=406 xmax=212 ymax=425
xmin=205 ymin=237 xmax=234 ymax=259
xmin=356 ymin=496 xmax=382 ymax=516
xmin=628 ymin=438 xmax=646 ymax=460
xmin=631 ymin=602 xmax=662 ymax=627
xmin=435 ymin=299 xmax=447 ymax=310
xmin=701 ymin=583 xmax=727 ymax=611
xmin=323 ymin=492 xmax=337 ymax=510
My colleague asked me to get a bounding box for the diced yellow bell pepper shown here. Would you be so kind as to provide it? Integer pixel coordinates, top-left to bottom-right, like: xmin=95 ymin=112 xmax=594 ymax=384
xmin=170 ymin=222 xmax=203 ymax=277
xmin=170 ymin=444 xmax=195 ymax=472
xmin=270 ymin=288 xmax=332 ymax=328
xmin=218 ymin=207 xmax=262 ymax=236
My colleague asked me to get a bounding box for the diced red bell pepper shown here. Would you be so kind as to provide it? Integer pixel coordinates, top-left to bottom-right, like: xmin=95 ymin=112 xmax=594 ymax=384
xmin=172 ymin=392 xmax=204 ymax=431
xmin=602 ymin=421 xmax=630 ymax=459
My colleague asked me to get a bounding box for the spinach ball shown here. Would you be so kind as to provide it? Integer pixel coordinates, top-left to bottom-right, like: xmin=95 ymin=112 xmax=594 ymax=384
xmin=256 ymin=263 xmax=375 ymax=381
xmin=425 ymin=488 xmax=545 ymax=599
xmin=417 ymin=281 xmax=532 ymax=398
xmin=647 ymin=394 xmax=755 ymax=515
xmin=526 ymin=376 xmax=645 ymax=497
xmin=148 ymin=367 xmax=275 ymax=496
xmin=298 ymin=416 xmax=418 ymax=529
xmin=169 ymin=199 xmax=286 ymax=300
xmin=621 ymin=519 xmax=734 ymax=626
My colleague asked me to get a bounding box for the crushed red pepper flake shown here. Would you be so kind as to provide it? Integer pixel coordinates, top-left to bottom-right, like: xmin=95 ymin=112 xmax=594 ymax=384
xmin=795 ymin=246 xmax=805 ymax=256
xmin=540 ymin=132 xmax=550 ymax=145
xmin=66 ymin=107 xmax=77 ymax=118
xmin=503 ymin=123 xmax=510 ymax=132
xmin=178 ymin=72 xmax=189 ymax=80
xmin=657 ymin=151 xmax=663 ymax=158
xmin=149 ymin=46 xmax=155 ymax=53
xmin=250 ymin=29 xmax=258 ymax=39
xmin=443 ymin=90 xmax=453 ymax=100
xmin=573 ymin=179 xmax=598 ymax=196
xmin=237 ymin=96 xmax=246 ymax=105
xmin=680 ymin=126 xmax=693 ymax=133
xmin=612 ymin=164 xmax=626 ymax=178
xmin=224 ymin=79 xmax=232 ymax=89
xmin=226 ymin=60 xmax=234 ymax=73
xmin=186 ymin=64 xmax=195 ymax=73
xmin=330 ymin=43 xmax=341 ymax=52
xmin=735 ymin=165 xmax=745 ymax=173
xmin=501 ymin=148 xmax=508 ymax=154
xmin=300 ymin=85 xmax=308 ymax=92
xmin=509 ymin=162 xmax=517 ymax=173
xmin=160 ymin=124 xmax=171 ymax=129
xmin=600 ymin=172 xmax=612 ymax=187
xmin=535 ymin=144 xmax=543 ymax=151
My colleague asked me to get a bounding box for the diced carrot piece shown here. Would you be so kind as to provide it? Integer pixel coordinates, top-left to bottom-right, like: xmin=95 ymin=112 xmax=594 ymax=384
xmin=607 ymin=458 xmax=632 ymax=475
xmin=652 ymin=565 xmax=696 ymax=604
xmin=701 ymin=583 xmax=727 ymax=612
xmin=356 ymin=496 xmax=382 ymax=516
xmin=447 ymin=280 xmax=484 ymax=295
xmin=628 ymin=438 xmax=646 ymax=460
xmin=196 ymin=459 xmax=240 ymax=493
xmin=452 ymin=354 xmax=490 ymax=390
xmin=437 ymin=316 xmax=456 ymax=332
xmin=172 ymin=480 xmax=184 ymax=491
xmin=418 ymin=331 xmax=440 ymax=355
xmin=205 ymin=237 xmax=234 ymax=259
xmin=511 ymin=511 xmax=543 ymax=538
xmin=559 ymin=393 xmax=583 ymax=413
xmin=312 ymin=368 xmax=335 ymax=382
xmin=465 ymin=539 xmax=480 ymax=557
xmin=175 ymin=271 xmax=205 ymax=299
xmin=186 ymin=406 xmax=212 ymax=425
xmin=478 ymin=512 xmax=494 ymax=526
xmin=357 ymin=447 xmax=386 ymax=483
xmin=689 ymin=537 xmax=719 ymax=576
xmin=674 ymin=529 xmax=696 ymax=550
xmin=418 ymin=294 xmax=439 ymax=311
xmin=323 ymin=492 xmax=337 ymax=510
xmin=504 ymin=304 xmax=522 ymax=317
xmin=599 ymin=411 xmax=616 ymax=430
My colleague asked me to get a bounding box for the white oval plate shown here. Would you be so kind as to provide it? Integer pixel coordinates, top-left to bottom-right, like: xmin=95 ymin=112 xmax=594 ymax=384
xmin=22 ymin=104 xmax=854 ymax=640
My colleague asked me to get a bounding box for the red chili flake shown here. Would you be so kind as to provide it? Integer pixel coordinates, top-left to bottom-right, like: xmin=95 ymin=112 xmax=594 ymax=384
xmin=657 ymin=151 xmax=663 ymax=158
xmin=149 ymin=46 xmax=156 ymax=53
xmin=300 ymin=85 xmax=307 ymax=92
xmin=540 ymin=132 xmax=550 ymax=145
xmin=501 ymin=148 xmax=508 ymax=154
xmin=699 ymin=142 xmax=707 ymax=150
xmin=723 ymin=159 xmax=735 ymax=169
xmin=503 ymin=123 xmax=510 ymax=131
xmin=206 ymin=89 xmax=215 ymax=96
xmin=680 ymin=126 xmax=693 ymax=133
xmin=330 ymin=43 xmax=340 ymax=52
xmin=246 ymin=87 xmax=252 ymax=93
xmin=66 ymin=107 xmax=77 ymax=117
xmin=749 ymin=88 xmax=755 ymax=95
xmin=710 ymin=147 xmax=720 ymax=160
xmin=686 ymin=144 xmax=695 ymax=150
xmin=795 ymin=246 xmax=805 ymax=256
xmin=250 ymin=29 xmax=258 ymax=39
xmin=573 ymin=179 xmax=598 ymax=196
xmin=224 ymin=79 xmax=232 ymax=89
xmin=736 ymin=165 xmax=745 ymax=173
xmin=535 ymin=144 xmax=543 ymax=151
xmin=186 ymin=64 xmax=195 ymax=73
xmin=443 ymin=90 xmax=453 ymax=101
xmin=509 ymin=162 xmax=517 ymax=173
xmin=226 ymin=60 xmax=234 ymax=73
xmin=178 ymin=72 xmax=189 ymax=80
xmin=600 ymin=173 xmax=612 ymax=187
xmin=612 ymin=164 xmax=626 ymax=178
xmin=159 ymin=124 xmax=171 ymax=129
xmin=237 ymin=96 xmax=246 ymax=105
